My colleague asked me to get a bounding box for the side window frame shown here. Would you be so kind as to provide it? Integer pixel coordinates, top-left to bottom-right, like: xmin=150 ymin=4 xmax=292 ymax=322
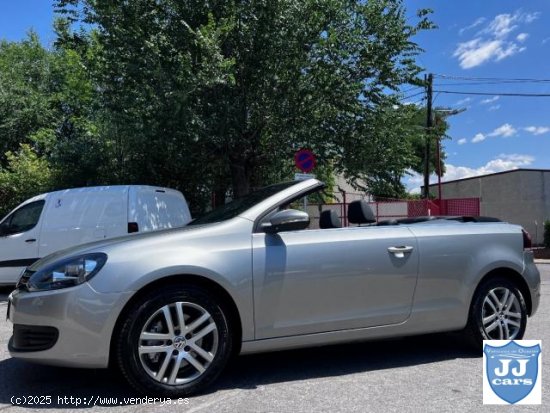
xmin=253 ymin=186 xmax=325 ymax=233
xmin=0 ymin=200 xmax=45 ymax=236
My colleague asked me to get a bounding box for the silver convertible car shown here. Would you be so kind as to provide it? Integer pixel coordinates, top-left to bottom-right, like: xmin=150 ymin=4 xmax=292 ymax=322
xmin=7 ymin=179 xmax=541 ymax=396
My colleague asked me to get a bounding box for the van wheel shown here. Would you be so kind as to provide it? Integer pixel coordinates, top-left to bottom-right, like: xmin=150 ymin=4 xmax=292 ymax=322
xmin=114 ymin=285 xmax=232 ymax=396
xmin=465 ymin=277 xmax=527 ymax=349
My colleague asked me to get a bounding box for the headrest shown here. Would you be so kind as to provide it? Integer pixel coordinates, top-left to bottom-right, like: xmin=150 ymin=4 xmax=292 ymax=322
xmin=347 ymin=200 xmax=376 ymax=224
xmin=319 ymin=210 xmax=342 ymax=229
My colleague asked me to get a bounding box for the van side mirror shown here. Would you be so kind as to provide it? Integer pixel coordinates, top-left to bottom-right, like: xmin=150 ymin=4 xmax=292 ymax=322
xmin=262 ymin=209 xmax=310 ymax=234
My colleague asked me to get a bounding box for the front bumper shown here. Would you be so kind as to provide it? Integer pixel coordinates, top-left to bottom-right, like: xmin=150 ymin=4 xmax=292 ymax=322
xmin=7 ymin=284 xmax=133 ymax=368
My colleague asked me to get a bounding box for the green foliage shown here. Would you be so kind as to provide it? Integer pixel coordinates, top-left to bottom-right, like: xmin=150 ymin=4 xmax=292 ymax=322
xmin=407 ymin=106 xmax=450 ymax=177
xmin=0 ymin=144 xmax=54 ymax=217
xmin=544 ymin=220 xmax=550 ymax=249
xmin=0 ymin=33 xmax=56 ymax=162
xmin=0 ymin=30 xmax=110 ymax=212
xmin=53 ymin=0 xmax=434 ymax=208
xmin=1 ymin=1 xmax=437 ymax=216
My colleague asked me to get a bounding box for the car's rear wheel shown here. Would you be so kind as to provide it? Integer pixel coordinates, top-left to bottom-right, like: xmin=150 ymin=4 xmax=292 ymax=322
xmin=466 ymin=277 xmax=527 ymax=348
xmin=114 ymin=285 xmax=232 ymax=396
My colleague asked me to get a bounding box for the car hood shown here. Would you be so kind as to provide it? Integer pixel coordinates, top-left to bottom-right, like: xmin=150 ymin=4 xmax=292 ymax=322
xmin=28 ymin=221 xmax=232 ymax=271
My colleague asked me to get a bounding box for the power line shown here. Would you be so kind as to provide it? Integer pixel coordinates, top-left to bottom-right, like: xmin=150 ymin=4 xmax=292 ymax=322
xmin=434 ymin=81 xmax=550 ymax=86
xmin=434 ymin=90 xmax=550 ymax=97
xmin=433 ymin=74 xmax=550 ymax=83
xmin=400 ymin=91 xmax=425 ymax=101
xmin=401 ymin=85 xmax=424 ymax=94
xmin=409 ymin=97 xmax=426 ymax=105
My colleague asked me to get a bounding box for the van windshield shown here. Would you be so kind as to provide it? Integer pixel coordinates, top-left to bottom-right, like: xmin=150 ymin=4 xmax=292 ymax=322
xmin=189 ymin=181 xmax=299 ymax=225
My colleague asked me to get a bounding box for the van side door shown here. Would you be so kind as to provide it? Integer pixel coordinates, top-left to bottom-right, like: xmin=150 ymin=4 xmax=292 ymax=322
xmin=39 ymin=189 xmax=128 ymax=256
xmin=0 ymin=200 xmax=45 ymax=284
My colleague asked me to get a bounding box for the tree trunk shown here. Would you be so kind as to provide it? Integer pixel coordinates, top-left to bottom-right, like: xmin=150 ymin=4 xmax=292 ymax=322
xmin=213 ymin=185 xmax=227 ymax=208
xmin=230 ymin=160 xmax=251 ymax=199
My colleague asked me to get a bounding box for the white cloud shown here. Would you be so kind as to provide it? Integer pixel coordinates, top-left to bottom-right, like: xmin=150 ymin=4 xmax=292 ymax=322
xmin=457 ymin=138 xmax=467 ymax=145
xmin=495 ymin=43 xmax=525 ymax=61
xmin=459 ymin=17 xmax=486 ymax=35
xmin=454 ymin=10 xmax=537 ymax=69
xmin=456 ymin=97 xmax=472 ymax=105
xmin=524 ymin=126 xmax=550 ymax=135
xmin=481 ymin=13 xmax=518 ymax=38
xmin=517 ymin=33 xmax=529 ymax=42
xmin=471 ymin=124 xmax=517 ymax=143
xmin=442 ymin=154 xmax=534 ymax=182
xmin=406 ymin=154 xmax=535 ymax=192
xmin=454 ymin=39 xmax=503 ymax=69
xmin=523 ymin=12 xmax=541 ymax=23
xmin=480 ymin=96 xmax=500 ymax=104
xmin=488 ymin=104 xmax=501 ymax=111
xmin=488 ymin=123 xmax=517 ymax=137
xmin=472 ymin=133 xmax=486 ymax=143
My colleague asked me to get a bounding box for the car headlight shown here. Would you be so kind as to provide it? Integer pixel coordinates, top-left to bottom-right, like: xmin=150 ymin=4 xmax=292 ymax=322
xmin=27 ymin=253 xmax=108 ymax=292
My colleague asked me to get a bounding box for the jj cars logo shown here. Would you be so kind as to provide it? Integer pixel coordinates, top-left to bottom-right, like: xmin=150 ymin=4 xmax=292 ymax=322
xmin=483 ymin=340 xmax=541 ymax=404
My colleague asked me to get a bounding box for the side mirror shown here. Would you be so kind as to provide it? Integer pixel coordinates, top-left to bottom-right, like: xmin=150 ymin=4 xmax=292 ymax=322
xmin=263 ymin=209 xmax=310 ymax=234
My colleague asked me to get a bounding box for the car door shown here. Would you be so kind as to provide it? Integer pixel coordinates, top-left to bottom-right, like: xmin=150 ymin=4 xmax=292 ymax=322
xmin=0 ymin=200 xmax=45 ymax=284
xmin=252 ymin=225 xmax=419 ymax=339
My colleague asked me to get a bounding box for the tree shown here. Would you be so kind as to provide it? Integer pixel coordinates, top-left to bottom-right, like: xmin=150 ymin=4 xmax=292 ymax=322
xmin=407 ymin=106 xmax=449 ymax=178
xmin=0 ymin=29 xmax=111 ymax=211
xmin=55 ymin=0 xmax=433 ymax=204
xmin=0 ymin=144 xmax=54 ymax=217
xmin=0 ymin=33 xmax=56 ymax=165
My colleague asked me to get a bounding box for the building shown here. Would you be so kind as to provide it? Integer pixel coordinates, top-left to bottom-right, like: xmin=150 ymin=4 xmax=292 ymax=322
xmin=427 ymin=169 xmax=550 ymax=245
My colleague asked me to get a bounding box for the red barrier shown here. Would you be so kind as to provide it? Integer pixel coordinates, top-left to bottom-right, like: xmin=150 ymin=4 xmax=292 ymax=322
xmin=310 ymin=195 xmax=480 ymax=227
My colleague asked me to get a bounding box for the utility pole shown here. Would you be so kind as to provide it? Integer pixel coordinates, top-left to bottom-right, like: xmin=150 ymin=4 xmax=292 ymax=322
xmin=423 ymin=73 xmax=433 ymax=199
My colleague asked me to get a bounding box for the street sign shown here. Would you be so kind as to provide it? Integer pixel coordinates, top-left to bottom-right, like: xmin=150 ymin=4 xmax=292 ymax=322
xmin=294 ymin=149 xmax=316 ymax=173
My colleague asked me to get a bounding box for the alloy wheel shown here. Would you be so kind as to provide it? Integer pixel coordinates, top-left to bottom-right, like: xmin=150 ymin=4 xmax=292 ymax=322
xmin=138 ymin=301 xmax=219 ymax=385
xmin=481 ymin=287 xmax=522 ymax=340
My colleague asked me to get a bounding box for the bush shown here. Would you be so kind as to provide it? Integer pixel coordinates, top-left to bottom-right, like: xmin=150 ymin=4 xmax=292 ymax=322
xmin=0 ymin=144 xmax=54 ymax=218
xmin=544 ymin=220 xmax=550 ymax=249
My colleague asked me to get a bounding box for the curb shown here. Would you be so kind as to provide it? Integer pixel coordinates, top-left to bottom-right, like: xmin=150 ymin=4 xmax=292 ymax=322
xmin=534 ymin=259 xmax=550 ymax=264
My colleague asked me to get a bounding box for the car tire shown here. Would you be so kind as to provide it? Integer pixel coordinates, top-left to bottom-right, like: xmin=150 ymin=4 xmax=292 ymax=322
xmin=114 ymin=284 xmax=233 ymax=396
xmin=465 ymin=276 xmax=527 ymax=349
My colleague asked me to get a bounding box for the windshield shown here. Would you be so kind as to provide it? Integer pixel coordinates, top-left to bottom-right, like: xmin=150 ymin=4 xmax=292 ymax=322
xmin=189 ymin=181 xmax=300 ymax=225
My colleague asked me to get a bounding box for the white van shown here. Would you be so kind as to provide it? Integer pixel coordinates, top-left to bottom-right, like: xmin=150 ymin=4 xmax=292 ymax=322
xmin=0 ymin=185 xmax=191 ymax=285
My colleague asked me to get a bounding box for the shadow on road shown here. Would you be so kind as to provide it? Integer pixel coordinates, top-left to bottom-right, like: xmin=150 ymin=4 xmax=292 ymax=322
xmin=215 ymin=331 xmax=478 ymax=391
xmin=0 ymin=331 xmax=478 ymax=408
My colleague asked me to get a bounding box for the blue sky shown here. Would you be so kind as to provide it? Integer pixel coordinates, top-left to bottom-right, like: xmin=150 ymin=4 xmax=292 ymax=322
xmin=0 ymin=1 xmax=56 ymax=46
xmin=2 ymin=1 xmax=550 ymax=192
xmin=404 ymin=0 xmax=550 ymax=191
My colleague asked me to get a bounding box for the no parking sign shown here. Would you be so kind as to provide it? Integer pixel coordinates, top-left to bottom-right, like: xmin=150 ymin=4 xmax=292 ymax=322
xmin=294 ymin=149 xmax=316 ymax=173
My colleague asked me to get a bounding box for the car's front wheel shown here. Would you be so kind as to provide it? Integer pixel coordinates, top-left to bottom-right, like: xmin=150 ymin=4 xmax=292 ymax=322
xmin=466 ymin=277 xmax=527 ymax=348
xmin=114 ymin=285 xmax=233 ymax=396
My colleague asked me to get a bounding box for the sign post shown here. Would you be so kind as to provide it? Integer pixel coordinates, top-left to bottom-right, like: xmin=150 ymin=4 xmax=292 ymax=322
xmin=294 ymin=149 xmax=316 ymax=211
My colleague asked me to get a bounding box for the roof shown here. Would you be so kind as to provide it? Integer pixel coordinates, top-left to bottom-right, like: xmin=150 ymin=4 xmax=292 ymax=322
xmin=427 ymin=168 xmax=550 ymax=187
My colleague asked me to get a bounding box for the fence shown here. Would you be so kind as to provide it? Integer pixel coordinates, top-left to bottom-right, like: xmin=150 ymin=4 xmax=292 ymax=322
xmin=308 ymin=194 xmax=480 ymax=228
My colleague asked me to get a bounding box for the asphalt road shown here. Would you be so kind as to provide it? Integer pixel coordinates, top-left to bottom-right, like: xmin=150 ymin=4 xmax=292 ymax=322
xmin=0 ymin=266 xmax=548 ymax=413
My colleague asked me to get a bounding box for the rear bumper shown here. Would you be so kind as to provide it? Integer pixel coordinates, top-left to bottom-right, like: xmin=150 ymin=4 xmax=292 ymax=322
xmin=523 ymin=251 xmax=541 ymax=316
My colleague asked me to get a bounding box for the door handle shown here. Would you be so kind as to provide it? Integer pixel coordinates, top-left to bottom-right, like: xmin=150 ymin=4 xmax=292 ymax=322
xmin=25 ymin=238 xmax=36 ymax=243
xmin=388 ymin=246 xmax=414 ymax=258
